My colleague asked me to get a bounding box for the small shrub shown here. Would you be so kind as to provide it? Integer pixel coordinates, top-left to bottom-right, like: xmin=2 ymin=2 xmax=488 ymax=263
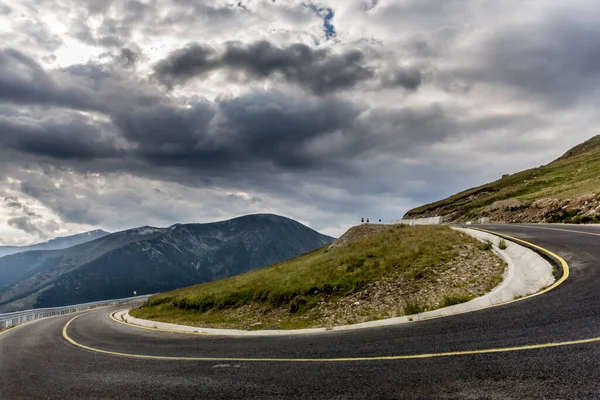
xmin=439 ymin=294 xmax=474 ymax=308
xmin=548 ymin=209 xmax=580 ymax=223
xmin=580 ymin=215 xmax=599 ymax=224
xmin=404 ymin=300 xmax=425 ymax=315
xmin=289 ymin=296 xmax=309 ymax=313
xmin=481 ymin=240 xmax=493 ymax=251
xmin=498 ymin=239 xmax=507 ymax=250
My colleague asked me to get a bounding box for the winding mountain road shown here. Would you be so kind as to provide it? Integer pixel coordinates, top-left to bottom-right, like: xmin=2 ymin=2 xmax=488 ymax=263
xmin=1 ymin=224 xmax=600 ymax=399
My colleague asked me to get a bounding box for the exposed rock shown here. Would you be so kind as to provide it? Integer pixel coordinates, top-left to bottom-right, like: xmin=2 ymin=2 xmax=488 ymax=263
xmin=481 ymin=194 xmax=600 ymax=223
xmin=484 ymin=199 xmax=524 ymax=213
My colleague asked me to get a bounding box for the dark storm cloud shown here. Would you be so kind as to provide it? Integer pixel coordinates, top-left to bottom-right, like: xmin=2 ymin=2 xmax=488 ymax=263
xmin=106 ymin=91 xmax=361 ymax=172
xmin=208 ymin=92 xmax=360 ymax=168
xmin=0 ymin=114 xmax=120 ymax=160
xmin=0 ymin=49 xmax=99 ymax=110
xmin=154 ymin=41 xmax=377 ymax=94
xmin=119 ymin=48 xmax=139 ymax=67
xmin=380 ymin=67 xmax=422 ymax=90
xmin=0 ymin=47 xmax=365 ymax=175
xmin=110 ymin=100 xmax=217 ymax=161
xmin=0 ymin=48 xmax=166 ymax=118
xmin=153 ymin=44 xmax=218 ymax=86
xmin=0 ymin=44 xmax=515 ymax=187
xmin=437 ymin=12 xmax=600 ymax=107
xmin=7 ymin=216 xmax=45 ymax=236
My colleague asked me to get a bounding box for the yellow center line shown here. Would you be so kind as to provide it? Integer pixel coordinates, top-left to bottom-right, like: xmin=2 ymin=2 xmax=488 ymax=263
xmin=63 ymin=313 xmax=600 ymax=362
xmin=0 ymin=327 xmax=14 ymax=336
xmin=59 ymin=228 xmax=591 ymax=361
xmin=108 ymin=228 xmax=569 ymax=339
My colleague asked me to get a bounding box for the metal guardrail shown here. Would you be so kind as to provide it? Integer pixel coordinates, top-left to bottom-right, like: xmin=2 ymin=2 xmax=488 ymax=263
xmin=0 ymin=294 xmax=152 ymax=330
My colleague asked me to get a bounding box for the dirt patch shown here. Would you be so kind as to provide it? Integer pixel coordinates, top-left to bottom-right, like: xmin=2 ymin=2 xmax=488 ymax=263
xmin=484 ymin=199 xmax=524 ymax=213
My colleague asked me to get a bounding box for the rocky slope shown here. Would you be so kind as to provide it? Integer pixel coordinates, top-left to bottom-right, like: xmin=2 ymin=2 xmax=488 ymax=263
xmin=404 ymin=135 xmax=600 ymax=223
xmin=0 ymin=214 xmax=333 ymax=312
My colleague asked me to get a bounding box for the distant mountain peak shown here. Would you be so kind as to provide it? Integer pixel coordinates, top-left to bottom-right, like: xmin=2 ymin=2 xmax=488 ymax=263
xmin=0 ymin=214 xmax=333 ymax=312
xmin=0 ymin=229 xmax=111 ymax=258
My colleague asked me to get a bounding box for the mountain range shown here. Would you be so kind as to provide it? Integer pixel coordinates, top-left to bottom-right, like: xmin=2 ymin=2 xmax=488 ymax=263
xmin=0 ymin=214 xmax=334 ymax=312
xmin=0 ymin=230 xmax=110 ymax=258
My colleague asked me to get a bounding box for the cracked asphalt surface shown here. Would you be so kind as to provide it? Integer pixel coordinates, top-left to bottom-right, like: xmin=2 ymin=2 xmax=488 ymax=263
xmin=1 ymin=224 xmax=600 ymax=399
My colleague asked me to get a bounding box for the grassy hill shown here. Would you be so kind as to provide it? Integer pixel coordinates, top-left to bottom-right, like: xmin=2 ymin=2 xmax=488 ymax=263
xmin=131 ymin=225 xmax=505 ymax=329
xmin=404 ymin=135 xmax=600 ymax=223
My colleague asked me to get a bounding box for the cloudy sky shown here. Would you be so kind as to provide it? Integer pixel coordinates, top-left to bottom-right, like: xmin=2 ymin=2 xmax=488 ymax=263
xmin=0 ymin=0 xmax=599 ymax=243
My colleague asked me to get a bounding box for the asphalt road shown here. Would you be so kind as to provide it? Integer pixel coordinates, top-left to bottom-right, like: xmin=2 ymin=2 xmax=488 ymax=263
xmin=1 ymin=224 xmax=600 ymax=399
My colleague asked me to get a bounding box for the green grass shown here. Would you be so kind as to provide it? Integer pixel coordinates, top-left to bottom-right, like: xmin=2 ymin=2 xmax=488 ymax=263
xmin=132 ymin=225 xmax=487 ymax=326
xmin=404 ymin=135 xmax=600 ymax=221
xmin=403 ymin=301 xmax=426 ymax=315
xmin=439 ymin=294 xmax=475 ymax=307
xmin=498 ymin=239 xmax=507 ymax=250
xmin=481 ymin=240 xmax=493 ymax=251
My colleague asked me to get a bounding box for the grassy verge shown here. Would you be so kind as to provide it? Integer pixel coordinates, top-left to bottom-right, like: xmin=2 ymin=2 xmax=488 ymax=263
xmin=131 ymin=225 xmax=506 ymax=329
xmin=404 ymin=135 xmax=600 ymax=221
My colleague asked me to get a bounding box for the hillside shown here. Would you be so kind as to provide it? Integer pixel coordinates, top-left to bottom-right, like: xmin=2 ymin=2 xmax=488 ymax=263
xmin=0 ymin=229 xmax=110 ymax=258
xmin=404 ymin=135 xmax=600 ymax=223
xmin=131 ymin=225 xmax=505 ymax=329
xmin=0 ymin=214 xmax=333 ymax=312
